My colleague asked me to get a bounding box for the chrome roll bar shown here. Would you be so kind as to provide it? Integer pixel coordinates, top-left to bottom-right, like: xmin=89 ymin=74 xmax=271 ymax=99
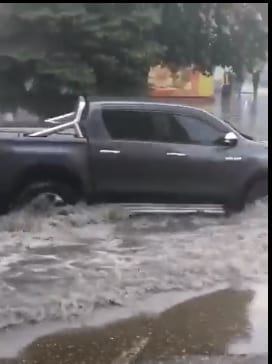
xmin=44 ymin=112 xmax=75 ymax=125
xmin=29 ymin=96 xmax=86 ymax=138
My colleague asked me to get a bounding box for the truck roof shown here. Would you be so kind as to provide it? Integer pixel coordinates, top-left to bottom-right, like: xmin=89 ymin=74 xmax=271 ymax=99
xmin=88 ymin=98 xmax=205 ymax=113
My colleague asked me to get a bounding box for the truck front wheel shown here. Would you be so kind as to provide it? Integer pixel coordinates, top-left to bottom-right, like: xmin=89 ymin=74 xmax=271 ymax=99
xmin=225 ymin=177 xmax=267 ymax=214
xmin=244 ymin=177 xmax=268 ymax=205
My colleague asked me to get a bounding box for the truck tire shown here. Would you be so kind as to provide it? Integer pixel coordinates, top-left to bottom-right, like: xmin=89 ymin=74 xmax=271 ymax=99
xmin=12 ymin=181 xmax=80 ymax=210
xmin=244 ymin=177 xmax=268 ymax=205
xmin=224 ymin=177 xmax=268 ymax=214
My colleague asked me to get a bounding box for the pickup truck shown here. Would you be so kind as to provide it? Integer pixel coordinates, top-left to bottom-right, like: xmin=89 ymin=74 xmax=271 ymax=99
xmin=0 ymin=96 xmax=268 ymax=214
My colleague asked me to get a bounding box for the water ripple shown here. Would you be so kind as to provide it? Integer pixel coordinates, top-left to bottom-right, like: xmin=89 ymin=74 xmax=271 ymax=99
xmin=0 ymin=200 xmax=267 ymax=329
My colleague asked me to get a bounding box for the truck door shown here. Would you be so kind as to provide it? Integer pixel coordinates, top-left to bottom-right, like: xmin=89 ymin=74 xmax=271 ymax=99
xmin=89 ymin=107 xmax=172 ymax=200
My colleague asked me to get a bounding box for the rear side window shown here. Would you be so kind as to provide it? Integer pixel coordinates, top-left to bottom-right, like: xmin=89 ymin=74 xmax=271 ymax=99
xmin=102 ymin=109 xmax=154 ymax=141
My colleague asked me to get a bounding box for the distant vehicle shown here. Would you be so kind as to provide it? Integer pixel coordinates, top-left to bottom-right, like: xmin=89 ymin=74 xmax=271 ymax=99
xmin=0 ymin=97 xmax=268 ymax=214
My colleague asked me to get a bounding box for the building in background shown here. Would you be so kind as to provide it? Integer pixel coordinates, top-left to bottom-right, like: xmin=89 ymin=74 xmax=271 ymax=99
xmin=148 ymin=65 xmax=214 ymax=99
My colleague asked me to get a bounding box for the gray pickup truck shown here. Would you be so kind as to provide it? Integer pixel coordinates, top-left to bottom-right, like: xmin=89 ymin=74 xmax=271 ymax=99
xmin=0 ymin=97 xmax=268 ymax=214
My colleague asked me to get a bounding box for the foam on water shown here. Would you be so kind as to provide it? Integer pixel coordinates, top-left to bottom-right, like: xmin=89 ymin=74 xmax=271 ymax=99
xmin=0 ymin=200 xmax=268 ymax=330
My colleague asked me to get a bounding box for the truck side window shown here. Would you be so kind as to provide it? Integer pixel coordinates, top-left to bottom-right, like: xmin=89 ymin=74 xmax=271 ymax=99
xmin=174 ymin=114 xmax=224 ymax=146
xmin=150 ymin=112 xmax=190 ymax=143
xmin=102 ymin=110 xmax=154 ymax=141
xmin=102 ymin=109 xmax=190 ymax=144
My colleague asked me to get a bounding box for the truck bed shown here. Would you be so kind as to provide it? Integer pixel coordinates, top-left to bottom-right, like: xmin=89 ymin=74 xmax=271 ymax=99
xmin=0 ymin=126 xmax=80 ymax=139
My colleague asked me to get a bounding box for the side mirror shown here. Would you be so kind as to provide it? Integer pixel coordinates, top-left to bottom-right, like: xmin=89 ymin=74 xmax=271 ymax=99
xmin=217 ymin=131 xmax=238 ymax=146
xmin=224 ymin=131 xmax=238 ymax=146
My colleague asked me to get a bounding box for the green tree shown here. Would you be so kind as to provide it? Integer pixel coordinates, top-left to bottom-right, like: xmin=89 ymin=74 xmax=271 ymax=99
xmin=158 ymin=3 xmax=223 ymax=74
xmin=230 ymin=4 xmax=267 ymax=78
xmin=0 ymin=3 xmax=164 ymax=115
xmin=0 ymin=3 xmax=162 ymax=96
xmin=157 ymin=3 xmax=267 ymax=79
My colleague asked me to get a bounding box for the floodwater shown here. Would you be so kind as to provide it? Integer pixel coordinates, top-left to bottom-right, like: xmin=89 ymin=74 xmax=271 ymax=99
xmin=0 ymin=92 xmax=268 ymax=363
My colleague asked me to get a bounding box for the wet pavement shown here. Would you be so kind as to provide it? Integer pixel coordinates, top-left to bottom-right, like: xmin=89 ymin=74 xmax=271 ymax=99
xmin=0 ymin=92 xmax=268 ymax=363
xmin=0 ymin=284 xmax=268 ymax=363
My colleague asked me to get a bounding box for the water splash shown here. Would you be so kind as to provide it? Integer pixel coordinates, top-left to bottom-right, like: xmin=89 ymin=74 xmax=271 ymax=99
xmin=0 ymin=201 xmax=267 ymax=329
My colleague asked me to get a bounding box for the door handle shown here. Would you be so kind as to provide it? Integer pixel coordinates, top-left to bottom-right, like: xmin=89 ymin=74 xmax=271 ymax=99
xmin=166 ymin=152 xmax=187 ymax=157
xmin=99 ymin=149 xmax=120 ymax=154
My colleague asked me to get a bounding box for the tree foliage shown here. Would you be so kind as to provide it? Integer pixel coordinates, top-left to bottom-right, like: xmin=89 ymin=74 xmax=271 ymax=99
xmin=220 ymin=3 xmax=267 ymax=79
xmin=0 ymin=3 xmax=163 ymax=97
xmin=158 ymin=3 xmax=267 ymax=78
xmin=0 ymin=2 xmax=268 ymax=102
